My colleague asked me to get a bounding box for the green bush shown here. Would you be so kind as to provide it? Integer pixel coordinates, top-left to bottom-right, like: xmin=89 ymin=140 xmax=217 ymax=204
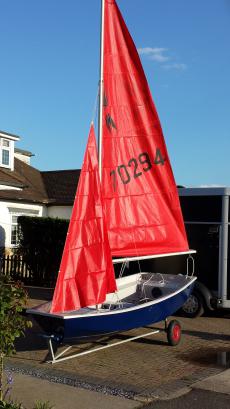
xmin=0 ymin=401 xmax=24 ymax=408
xmin=17 ymin=216 xmax=69 ymax=286
xmin=0 ymin=275 xmax=32 ymax=402
xmin=33 ymin=401 xmax=54 ymax=409
xmin=0 ymin=276 xmax=54 ymax=408
xmin=0 ymin=401 xmax=54 ymax=409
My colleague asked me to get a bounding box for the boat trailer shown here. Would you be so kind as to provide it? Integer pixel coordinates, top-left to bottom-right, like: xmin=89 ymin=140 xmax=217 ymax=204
xmin=42 ymin=318 xmax=182 ymax=364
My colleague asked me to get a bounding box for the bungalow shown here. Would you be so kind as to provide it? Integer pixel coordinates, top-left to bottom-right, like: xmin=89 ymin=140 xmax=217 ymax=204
xmin=0 ymin=130 xmax=80 ymax=253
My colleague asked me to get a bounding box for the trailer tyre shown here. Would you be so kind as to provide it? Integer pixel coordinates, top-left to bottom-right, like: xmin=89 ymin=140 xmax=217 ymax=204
xmin=167 ymin=320 xmax=181 ymax=346
xmin=180 ymin=291 xmax=205 ymax=318
xmin=53 ymin=326 xmax=64 ymax=344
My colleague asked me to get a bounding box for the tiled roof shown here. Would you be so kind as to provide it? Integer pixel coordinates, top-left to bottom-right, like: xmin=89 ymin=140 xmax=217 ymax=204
xmin=0 ymin=158 xmax=49 ymax=204
xmin=0 ymin=169 xmax=25 ymax=188
xmin=0 ymin=157 xmax=80 ymax=205
xmin=41 ymin=169 xmax=80 ymax=205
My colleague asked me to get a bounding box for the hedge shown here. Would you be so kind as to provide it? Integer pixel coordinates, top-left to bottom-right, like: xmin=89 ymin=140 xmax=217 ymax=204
xmin=17 ymin=216 xmax=69 ymax=286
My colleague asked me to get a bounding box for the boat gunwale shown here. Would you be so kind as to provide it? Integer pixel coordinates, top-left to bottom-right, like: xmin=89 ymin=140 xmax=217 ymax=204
xmin=26 ymin=275 xmax=196 ymax=320
xmin=112 ymin=249 xmax=196 ymax=264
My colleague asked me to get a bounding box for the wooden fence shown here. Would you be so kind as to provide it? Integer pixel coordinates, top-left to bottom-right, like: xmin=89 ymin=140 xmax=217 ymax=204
xmin=0 ymin=255 xmax=54 ymax=286
xmin=0 ymin=255 xmax=33 ymax=284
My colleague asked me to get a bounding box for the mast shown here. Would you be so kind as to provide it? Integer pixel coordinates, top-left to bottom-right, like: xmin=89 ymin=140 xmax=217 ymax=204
xmin=98 ymin=0 xmax=105 ymax=180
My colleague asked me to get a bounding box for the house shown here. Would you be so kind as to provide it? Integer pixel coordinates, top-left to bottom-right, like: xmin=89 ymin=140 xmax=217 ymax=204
xmin=0 ymin=130 xmax=80 ymax=253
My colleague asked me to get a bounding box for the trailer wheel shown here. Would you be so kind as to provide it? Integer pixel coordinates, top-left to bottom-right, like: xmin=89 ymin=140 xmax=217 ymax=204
xmin=167 ymin=320 xmax=181 ymax=346
xmin=180 ymin=291 xmax=205 ymax=318
xmin=53 ymin=326 xmax=64 ymax=344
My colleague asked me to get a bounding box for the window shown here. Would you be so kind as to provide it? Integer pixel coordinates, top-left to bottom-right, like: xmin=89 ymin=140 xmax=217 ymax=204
xmin=0 ymin=138 xmax=11 ymax=168
xmin=3 ymin=139 xmax=10 ymax=147
xmin=9 ymin=209 xmax=39 ymax=246
xmin=2 ymin=149 xmax=9 ymax=165
xmin=11 ymin=215 xmax=19 ymax=246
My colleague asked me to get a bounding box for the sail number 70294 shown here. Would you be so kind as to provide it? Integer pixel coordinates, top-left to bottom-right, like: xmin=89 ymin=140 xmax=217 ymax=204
xmin=110 ymin=148 xmax=165 ymax=191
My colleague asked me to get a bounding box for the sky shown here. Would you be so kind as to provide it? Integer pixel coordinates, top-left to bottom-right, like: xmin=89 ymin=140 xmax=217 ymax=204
xmin=0 ymin=0 xmax=229 ymax=187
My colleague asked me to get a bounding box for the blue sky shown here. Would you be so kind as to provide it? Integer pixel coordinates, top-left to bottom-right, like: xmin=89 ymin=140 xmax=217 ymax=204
xmin=0 ymin=0 xmax=229 ymax=187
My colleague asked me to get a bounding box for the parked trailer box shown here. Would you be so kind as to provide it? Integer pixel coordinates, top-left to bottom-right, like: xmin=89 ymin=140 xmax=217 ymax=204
xmin=177 ymin=187 xmax=230 ymax=317
xmin=129 ymin=187 xmax=229 ymax=317
xmin=119 ymin=187 xmax=229 ymax=317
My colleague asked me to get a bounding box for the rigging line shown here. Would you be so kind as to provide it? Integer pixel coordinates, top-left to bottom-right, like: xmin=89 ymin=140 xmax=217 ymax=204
xmin=91 ymin=85 xmax=100 ymax=126
xmin=127 ymin=193 xmax=142 ymax=274
xmin=98 ymin=0 xmax=105 ymax=180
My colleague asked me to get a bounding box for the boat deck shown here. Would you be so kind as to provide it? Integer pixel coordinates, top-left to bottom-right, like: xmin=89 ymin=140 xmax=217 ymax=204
xmin=27 ymin=273 xmax=195 ymax=318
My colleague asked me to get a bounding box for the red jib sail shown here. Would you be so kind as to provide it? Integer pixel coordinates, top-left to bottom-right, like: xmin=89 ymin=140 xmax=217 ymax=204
xmin=51 ymin=125 xmax=117 ymax=313
xmin=102 ymin=0 xmax=188 ymax=257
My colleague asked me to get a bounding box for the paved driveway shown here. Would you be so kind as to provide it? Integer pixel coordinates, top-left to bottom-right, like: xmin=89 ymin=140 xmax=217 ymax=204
xmin=7 ymin=290 xmax=230 ymax=401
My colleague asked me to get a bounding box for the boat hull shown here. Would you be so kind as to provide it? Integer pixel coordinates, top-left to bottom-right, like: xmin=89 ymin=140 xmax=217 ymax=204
xmin=29 ymin=278 xmax=195 ymax=343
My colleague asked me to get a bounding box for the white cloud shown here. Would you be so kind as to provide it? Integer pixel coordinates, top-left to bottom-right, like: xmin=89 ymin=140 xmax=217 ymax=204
xmin=138 ymin=47 xmax=170 ymax=63
xmin=198 ymin=184 xmax=226 ymax=188
xmin=163 ymin=63 xmax=187 ymax=71
xmin=138 ymin=47 xmax=187 ymax=71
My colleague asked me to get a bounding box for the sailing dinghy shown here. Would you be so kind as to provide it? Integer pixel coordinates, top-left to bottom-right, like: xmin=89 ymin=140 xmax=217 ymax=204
xmin=27 ymin=0 xmax=196 ymax=362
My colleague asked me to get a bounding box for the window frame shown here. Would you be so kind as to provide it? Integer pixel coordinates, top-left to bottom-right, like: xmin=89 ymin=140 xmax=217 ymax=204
xmin=0 ymin=138 xmax=12 ymax=169
xmin=10 ymin=210 xmax=39 ymax=247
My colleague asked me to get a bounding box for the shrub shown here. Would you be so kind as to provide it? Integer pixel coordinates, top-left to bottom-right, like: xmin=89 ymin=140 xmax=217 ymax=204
xmin=0 ymin=275 xmax=32 ymax=402
xmin=17 ymin=216 xmax=69 ymax=286
xmin=0 ymin=401 xmax=24 ymax=408
xmin=33 ymin=401 xmax=54 ymax=409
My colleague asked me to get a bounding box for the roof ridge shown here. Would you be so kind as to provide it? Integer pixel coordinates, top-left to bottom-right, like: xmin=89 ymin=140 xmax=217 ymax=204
xmin=41 ymin=169 xmax=80 ymax=174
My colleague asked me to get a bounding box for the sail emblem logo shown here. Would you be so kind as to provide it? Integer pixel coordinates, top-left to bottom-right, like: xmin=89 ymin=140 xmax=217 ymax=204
xmin=103 ymin=92 xmax=117 ymax=131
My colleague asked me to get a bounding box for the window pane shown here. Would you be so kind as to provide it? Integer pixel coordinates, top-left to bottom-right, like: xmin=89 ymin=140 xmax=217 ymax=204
xmin=12 ymin=215 xmax=18 ymax=224
xmin=3 ymin=139 xmax=10 ymax=147
xmin=11 ymin=225 xmax=17 ymax=245
xmin=2 ymin=149 xmax=9 ymax=165
xmin=10 ymin=212 xmax=37 ymax=246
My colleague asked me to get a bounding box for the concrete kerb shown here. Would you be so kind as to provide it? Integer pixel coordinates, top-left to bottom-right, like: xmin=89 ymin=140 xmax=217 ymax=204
xmin=192 ymin=368 xmax=230 ymax=395
xmin=9 ymin=372 xmax=143 ymax=409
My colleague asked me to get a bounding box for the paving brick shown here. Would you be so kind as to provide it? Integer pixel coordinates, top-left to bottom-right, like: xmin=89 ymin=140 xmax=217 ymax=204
xmin=7 ymin=294 xmax=230 ymax=400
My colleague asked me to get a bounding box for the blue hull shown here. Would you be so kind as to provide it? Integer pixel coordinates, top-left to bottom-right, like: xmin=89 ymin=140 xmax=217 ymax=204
xmin=32 ymin=281 xmax=194 ymax=343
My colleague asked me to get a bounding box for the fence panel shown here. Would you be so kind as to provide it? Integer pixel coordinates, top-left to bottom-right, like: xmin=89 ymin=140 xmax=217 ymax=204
xmin=0 ymin=255 xmax=57 ymax=286
xmin=1 ymin=255 xmax=35 ymax=285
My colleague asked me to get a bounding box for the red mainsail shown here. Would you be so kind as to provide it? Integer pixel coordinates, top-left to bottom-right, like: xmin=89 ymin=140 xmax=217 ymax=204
xmin=51 ymin=125 xmax=117 ymax=313
xmin=102 ymin=0 xmax=188 ymax=257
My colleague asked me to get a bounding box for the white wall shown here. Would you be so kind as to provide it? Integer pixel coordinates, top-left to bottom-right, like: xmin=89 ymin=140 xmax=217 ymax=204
xmin=0 ymin=201 xmax=44 ymax=249
xmin=0 ymin=201 xmax=72 ymax=250
xmin=47 ymin=206 xmax=72 ymax=220
xmin=14 ymin=152 xmax=31 ymax=165
xmin=0 ymin=202 xmax=10 ymax=248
